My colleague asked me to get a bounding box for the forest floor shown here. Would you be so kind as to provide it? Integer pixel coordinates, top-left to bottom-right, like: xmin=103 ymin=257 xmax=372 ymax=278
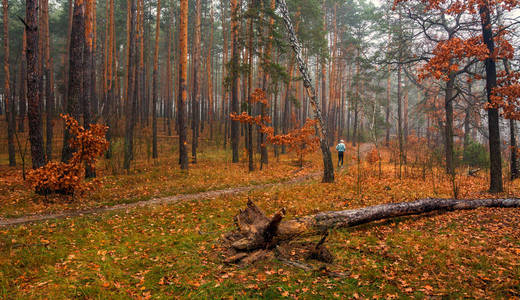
xmin=0 ymin=141 xmax=325 ymax=219
xmin=1 ymin=142 xmax=520 ymax=298
xmin=0 ymin=144 xmax=374 ymax=226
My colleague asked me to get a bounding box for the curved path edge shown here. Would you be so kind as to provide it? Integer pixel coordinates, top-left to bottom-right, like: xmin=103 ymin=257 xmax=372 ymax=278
xmin=0 ymin=173 xmax=321 ymax=227
xmin=1 ymin=144 xmax=375 ymax=227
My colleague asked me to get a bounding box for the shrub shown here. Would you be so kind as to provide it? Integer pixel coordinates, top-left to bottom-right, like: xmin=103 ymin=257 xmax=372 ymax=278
xmin=27 ymin=114 xmax=108 ymax=196
xmin=462 ymin=139 xmax=489 ymax=168
xmin=366 ymin=148 xmax=380 ymax=164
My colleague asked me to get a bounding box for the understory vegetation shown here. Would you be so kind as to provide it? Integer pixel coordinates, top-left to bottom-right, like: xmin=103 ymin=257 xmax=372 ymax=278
xmin=1 ymin=137 xmax=520 ymax=298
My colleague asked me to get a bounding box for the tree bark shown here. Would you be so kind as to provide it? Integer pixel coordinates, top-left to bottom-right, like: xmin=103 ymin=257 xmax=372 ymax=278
xmin=178 ymin=0 xmax=189 ymax=170
xmin=26 ymin=0 xmax=46 ymax=169
xmin=105 ymin=0 xmax=115 ymax=159
xmin=480 ymin=1 xmax=503 ymax=193
xmin=510 ymin=119 xmax=518 ymax=180
xmin=225 ymin=198 xmax=520 ymax=255
xmin=3 ymin=0 xmax=15 ymax=166
xmin=259 ymin=0 xmax=275 ymax=169
xmin=123 ymin=0 xmax=137 ymax=171
xmin=246 ymin=0 xmax=254 ymax=172
xmin=18 ymin=31 xmax=27 ymax=133
xmin=152 ymin=0 xmax=160 ymax=159
xmin=385 ymin=66 xmax=391 ymax=147
xmin=191 ymin=0 xmax=201 ymax=164
xmin=230 ymin=0 xmax=240 ymax=163
xmin=275 ymin=0 xmax=334 ymax=183
xmin=84 ymin=0 xmax=95 ymax=178
xmin=62 ymin=0 xmax=85 ymax=164
xmin=42 ymin=0 xmax=54 ymax=162
xmin=444 ymin=74 xmax=455 ymax=175
xmin=221 ymin=0 xmax=228 ymax=147
xmin=502 ymin=60 xmax=518 ymax=180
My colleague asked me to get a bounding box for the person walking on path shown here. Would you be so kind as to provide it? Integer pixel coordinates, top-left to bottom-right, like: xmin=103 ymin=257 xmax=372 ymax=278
xmin=336 ymin=139 xmax=346 ymax=167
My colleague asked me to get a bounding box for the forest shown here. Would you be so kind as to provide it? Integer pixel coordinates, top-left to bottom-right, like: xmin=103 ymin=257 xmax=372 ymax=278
xmin=1 ymin=0 xmax=520 ymax=298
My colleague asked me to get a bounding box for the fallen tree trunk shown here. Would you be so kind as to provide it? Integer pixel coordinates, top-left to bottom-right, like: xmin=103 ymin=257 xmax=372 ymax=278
xmin=223 ymin=198 xmax=520 ymax=262
xmin=275 ymin=198 xmax=520 ymax=240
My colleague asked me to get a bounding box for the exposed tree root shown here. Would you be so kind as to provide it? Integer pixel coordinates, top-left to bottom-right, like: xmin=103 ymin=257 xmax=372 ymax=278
xmin=222 ymin=198 xmax=520 ymax=266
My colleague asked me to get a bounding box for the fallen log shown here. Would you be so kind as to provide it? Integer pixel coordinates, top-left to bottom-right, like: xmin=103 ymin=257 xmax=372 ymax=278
xmin=468 ymin=168 xmax=481 ymax=176
xmin=223 ymin=198 xmax=520 ymax=264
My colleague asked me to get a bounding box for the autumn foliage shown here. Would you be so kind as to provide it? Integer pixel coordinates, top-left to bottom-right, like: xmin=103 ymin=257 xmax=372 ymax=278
xmin=230 ymin=88 xmax=319 ymax=166
xmin=403 ymin=0 xmax=520 ymax=123
xmin=366 ymin=148 xmax=381 ymax=164
xmin=27 ymin=114 xmax=108 ymax=195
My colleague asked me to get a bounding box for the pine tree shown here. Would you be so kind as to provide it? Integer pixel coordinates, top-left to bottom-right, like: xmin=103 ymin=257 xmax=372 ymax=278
xmin=26 ymin=0 xmax=46 ymax=169
xmin=62 ymin=0 xmax=85 ymax=164
xmin=3 ymin=0 xmax=15 ymax=166
xmin=178 ymin=0 xmax=189 ymax=170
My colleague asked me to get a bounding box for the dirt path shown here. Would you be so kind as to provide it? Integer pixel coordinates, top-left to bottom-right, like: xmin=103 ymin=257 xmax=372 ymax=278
xmin=0 ymin=144 xmax=374 ymax=227
xmin=0 ymin=173 xmax=320 ymax=227
xmin=358 ymin=143 xmax=374 ymax=158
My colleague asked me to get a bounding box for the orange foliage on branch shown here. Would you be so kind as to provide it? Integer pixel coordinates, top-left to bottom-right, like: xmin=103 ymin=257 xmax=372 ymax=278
xmin=489 ymin=63 xmax=520 ymax=120
xmin=418 ymin=37 xmax=489 ymax=82
xmin=395 ymin=0 xmax=520 ymax=14
xmin=230 ymin=88 xmax=319 ymax=166
xmin=399 ymin=0 xmax=520 ymax=125
xmin=366 ymin=148 xmax=381 ymax=165
xmin=418 ymin=28 xmax=515 ymax=83
xmin=230 ymin=112 xmax=271 ymax=127
xmin=27 ymin=114 xmax=108 ymax=196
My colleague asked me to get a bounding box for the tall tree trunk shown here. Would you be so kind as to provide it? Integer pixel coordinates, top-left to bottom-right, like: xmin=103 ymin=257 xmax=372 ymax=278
xmin=221 ymin=0 xmax=228 ymax=147
xmin=26 ymin=0 xmax=46 ymax=169
xmin=282 ymin=60 xmax=294 ymax=154
xmin=18 ymin=31 xmax=27 ymax=133
xmin=444 ymin=74 xmax=455 ymax=176
xmin=166 ymin=14 xmax=172 ymax=136
xmin=191 ymin=0 xmax=201 ymax=164
xmin=62 ymin=0 xmax=73 ymax=119
xmin=463 ymin=105 xmax=471 ymax=151
xmin=396 ymin=9 xmax=404 ymax=178
xmin=502 ymin=60 xmax=519 ymax=180
xmin=275 ymin=0 xmax=334 ymax=183
xmin=352 ymin=51 xmax=360 ymax=147
xmin=273 ymin=76 xmax=279 ymax=157
xmin=123 ymin=0 xmax=137 ymax=171
xmin=259 ymin=0 xmax=275 ymax=168
xmin=207 ymin=9 xmax=214 ymax=141
xmin=84 ymin=0 xmax=95 ymax=178
xmin=105 ymin=0 xmax=115 ymax=159
xmin=3 ymin=0 xmax=15 ymax=166
xmin=90 ymin=0 xmax=98 ymax=118
xmin=480 ymin=2 xmax=503 ymax=193
xmin=230 ymin=0 xmax=240 ymax=163
xmin=42 ymin=0 xmax=54 ymax=161
xmin=137 ymin=0 xmax=145 ymax=127
xmin=385 ymin=65 xmax=391 ymax=146
xmin=178 ymin=0 xmax=189 ymax=170
xmin=320 ymin=0 xmax=327 ymax=120
xmin=152 ymin=0 xmax=161 ymax=159
xmin=510 ymin=119 xmax=518 ymax=180
xmin=62 ymin=0 xmax=85 ymax=163
xmin=397 ymin=63 xmax=403 ymax=178
xmin=403 ymin=76 xmax=408 ymax=151
xmin=246 ymin=0 xmax=254 ymax=172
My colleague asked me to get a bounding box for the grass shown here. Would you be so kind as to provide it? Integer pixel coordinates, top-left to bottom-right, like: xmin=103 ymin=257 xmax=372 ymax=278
xmin=1 ymin=156 xmax=520 ymax=298
xmin=0 ymin=136 xmax=321 ymax=219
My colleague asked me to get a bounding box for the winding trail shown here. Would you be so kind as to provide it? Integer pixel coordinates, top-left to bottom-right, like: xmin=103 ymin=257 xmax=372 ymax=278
xmin=0 ymin=143 xmax=374 ymax=227
xmin=0 ymin=173 xmax=320 ymax=227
